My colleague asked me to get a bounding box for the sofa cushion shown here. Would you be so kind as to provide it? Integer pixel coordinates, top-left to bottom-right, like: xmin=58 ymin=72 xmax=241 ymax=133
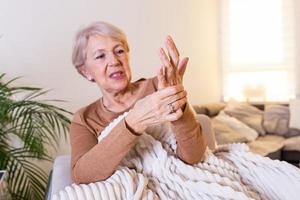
xmin=193 ymin=105 xmax=208 ymax=115
xmin=248 ymin=135 xmax=285 ymax=157
xmin=214 ymin=111 xmax=258 ymax=142
xmin=283 ymin=136 xmax=300 ymax=151
xmin=193 ymin=103 xmax=226 ymax=117
xmin=263 ymin=105 xmax=289 ymax=135
xmin=224 ymin=102 xmax=266 ymax=135
xmin=212 ymin=118 xmax=248 ymax=145
xmin=263 ymin=104 xmax=300 ymax=137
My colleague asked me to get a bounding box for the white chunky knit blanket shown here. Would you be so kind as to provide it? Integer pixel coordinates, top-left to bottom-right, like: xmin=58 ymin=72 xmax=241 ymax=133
xmin=53 ymin=112 xmax=300 ymax=200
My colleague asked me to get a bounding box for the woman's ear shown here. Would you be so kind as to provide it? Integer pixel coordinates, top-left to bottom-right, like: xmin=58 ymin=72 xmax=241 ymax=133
xmin=77 ymin=65 xmax=94 ymax=81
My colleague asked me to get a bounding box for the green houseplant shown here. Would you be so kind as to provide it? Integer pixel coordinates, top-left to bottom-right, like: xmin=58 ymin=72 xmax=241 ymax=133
xmin=0 ymin=73 xmax=71 ymax=200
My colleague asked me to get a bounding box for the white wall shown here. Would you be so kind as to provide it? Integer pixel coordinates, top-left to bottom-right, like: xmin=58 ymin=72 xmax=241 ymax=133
xmin=0 ymin=0 xmax=220 ymax=173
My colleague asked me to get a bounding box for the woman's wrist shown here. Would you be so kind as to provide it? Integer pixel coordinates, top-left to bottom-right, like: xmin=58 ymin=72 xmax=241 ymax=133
xmin=124 ymin=119 xmax=143 ymax=136
xmin=124 ymin=112 xmax=146 ymax=135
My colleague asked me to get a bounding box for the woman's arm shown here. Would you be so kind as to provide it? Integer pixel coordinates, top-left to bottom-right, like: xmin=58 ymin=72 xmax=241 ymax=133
xmin=171 ymin=104 xmax=207 ymax=164
xmin=157 ymin=36 xmax=207 ymax=164
xmin=70 ymin=113 xmax=139 ymax=184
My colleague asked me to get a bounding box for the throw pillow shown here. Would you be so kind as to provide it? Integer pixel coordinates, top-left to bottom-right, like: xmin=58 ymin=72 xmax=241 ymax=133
xmin=224 ymin=102 xmax=266 ymax=135
xmin=211 ymin=118 xmax=248 ymax=145
xmin=214 ymin=111 xmax=258 ymax=142
xmin=263 ymin=105 xmax=289 ymax=135
xmin=203 ymin=103 xmax=226 ymax=117
xmin=289 ymin=99 xmax=300 ymax=130
xmin=263 ymin=104 xmax=300 ymax=137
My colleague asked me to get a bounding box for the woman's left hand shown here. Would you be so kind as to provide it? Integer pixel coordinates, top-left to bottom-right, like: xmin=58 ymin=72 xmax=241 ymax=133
xmin=157 ymin=36 xmax=189 ymax=90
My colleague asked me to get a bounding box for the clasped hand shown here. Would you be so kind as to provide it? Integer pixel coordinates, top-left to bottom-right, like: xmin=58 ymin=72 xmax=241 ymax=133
xmin=125 ymin=36 xmax=189 ymax=134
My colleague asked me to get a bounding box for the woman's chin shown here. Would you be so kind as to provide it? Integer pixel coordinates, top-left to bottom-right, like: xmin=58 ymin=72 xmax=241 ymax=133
xmin=110 ymin=80 xmax=130 ymax=92
xmin=97 ymin=76 xmax=131 ymax=94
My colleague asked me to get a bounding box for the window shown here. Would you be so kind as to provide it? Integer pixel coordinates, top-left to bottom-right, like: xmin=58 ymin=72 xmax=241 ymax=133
xmin=220 ymin=0 xmax=296 ymax=102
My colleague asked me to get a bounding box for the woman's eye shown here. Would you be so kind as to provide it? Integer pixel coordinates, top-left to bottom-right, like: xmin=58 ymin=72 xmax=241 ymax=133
xmin=96 ymin=54 xmax=105 ymax=59
xmin=116 ymin=49 xmax=125 ymax=54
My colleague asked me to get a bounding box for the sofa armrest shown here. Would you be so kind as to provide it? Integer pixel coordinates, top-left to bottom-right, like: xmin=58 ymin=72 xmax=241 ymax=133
xmin=50 ymin=155 xmax=73 ymax=196
xmin=196 ymin=114 xmax=217 ymax=151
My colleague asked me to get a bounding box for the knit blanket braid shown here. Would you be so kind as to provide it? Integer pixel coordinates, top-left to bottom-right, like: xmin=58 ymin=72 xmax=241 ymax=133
xmin=53 ymin=112 xmax=300 ymax=200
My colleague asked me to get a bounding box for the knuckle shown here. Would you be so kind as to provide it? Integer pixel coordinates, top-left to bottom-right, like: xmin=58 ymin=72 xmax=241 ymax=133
xmin=183 ymin=90 xmax=187 ymax=96
xmin=173 ymin=85 xmax=180 ymax=92
xmin=180 ymin=92 xmax=185 ymax=99
xmin=181 ymin=98 xmax=187 ymax=105
xmin=154 ymin=103 xmax=160 ymax=111
xmin=177 ymin=110 xmax=183 ymax=117
xmin=173 ymin=102 xmax=179 ymax=108
xmin=170 ymin=87 xmax=177 ymax=94
xmin=178 ymin=85 xmax=184 ymax=91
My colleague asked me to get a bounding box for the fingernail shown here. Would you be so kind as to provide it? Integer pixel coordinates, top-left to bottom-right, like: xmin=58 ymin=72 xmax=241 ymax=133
xmin=184 ymin=57 xmax=189 ymax=64
xmin=167 ymin=37 xmax=172 ymax=44
xmin=160 ymin=48 xmax=164 ymax=54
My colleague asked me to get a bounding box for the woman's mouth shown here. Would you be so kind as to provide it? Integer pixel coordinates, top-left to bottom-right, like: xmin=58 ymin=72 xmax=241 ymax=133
xmin=109 ymin=71 xmax=125 ymax=79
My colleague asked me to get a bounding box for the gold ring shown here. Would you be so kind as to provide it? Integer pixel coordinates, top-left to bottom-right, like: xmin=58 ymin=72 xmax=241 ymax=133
xmin=168 ymin=103 xmax=176 ymax=114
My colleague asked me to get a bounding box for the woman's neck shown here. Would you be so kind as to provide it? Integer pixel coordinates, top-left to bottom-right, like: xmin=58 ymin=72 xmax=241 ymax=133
xmin=101 ymin=83 xmax=138 ymax=112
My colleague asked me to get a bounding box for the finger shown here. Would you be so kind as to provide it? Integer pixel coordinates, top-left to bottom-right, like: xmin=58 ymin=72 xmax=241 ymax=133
xmin=159 ymin=48 xmax=171 ymax=68
xmin=162 ymin=90 xmax=187 ymax=105
xmin=165 ymin=36 xmax=179 ymax=68
xmin=161 ymin=94 xmax=186 ymax=117
xmin=157 ymin=66 xmax=167 ymax=89
xmin=159 ymin=48 xmax=175 ymax=84
xmin=178 ymin=57 xmax=189 ymax=78
xmin=167 ymin=36 xmax=180 ymax=57
xmin=156 ymin=84 xmax=184 ymax=99
xmin=169 ymin=96 xmax=187 ymax=111
xmin=165 ymin=109 xmax=183 ymax=121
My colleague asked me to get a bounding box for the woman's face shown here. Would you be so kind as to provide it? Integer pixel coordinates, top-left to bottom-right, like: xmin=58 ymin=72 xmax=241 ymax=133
xmin=81 ymin=34 xmax=131 ymax=94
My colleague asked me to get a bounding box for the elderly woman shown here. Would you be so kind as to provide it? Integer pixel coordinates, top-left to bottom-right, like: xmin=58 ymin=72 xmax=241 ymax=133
xmin=70 ymin=21 xmax=207 ymax=184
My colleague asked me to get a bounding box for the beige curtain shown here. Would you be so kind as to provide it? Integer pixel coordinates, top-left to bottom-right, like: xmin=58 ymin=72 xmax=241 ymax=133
xmin=220 ymin=0 xmax=296 ymax=102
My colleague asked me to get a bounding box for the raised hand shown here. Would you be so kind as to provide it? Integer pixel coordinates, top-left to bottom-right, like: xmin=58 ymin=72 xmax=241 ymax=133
xmin=157 ymin=36 xmax=189 ymax=90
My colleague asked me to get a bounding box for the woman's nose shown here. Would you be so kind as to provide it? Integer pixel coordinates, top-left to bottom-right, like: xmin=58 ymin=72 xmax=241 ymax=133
xmin=108 ymin=53 xmax=120 ymax=66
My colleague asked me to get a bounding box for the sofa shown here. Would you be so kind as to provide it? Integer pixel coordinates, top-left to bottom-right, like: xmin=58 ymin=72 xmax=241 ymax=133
xmin=193 ymin=101 xmax=300 ymax=166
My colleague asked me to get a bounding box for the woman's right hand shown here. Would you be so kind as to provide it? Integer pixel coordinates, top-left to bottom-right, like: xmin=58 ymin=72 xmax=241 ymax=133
xmin=157 ymin=36 xmax=189 ymax=90
xmin=125 ymin=84 xmax=187 ymax=134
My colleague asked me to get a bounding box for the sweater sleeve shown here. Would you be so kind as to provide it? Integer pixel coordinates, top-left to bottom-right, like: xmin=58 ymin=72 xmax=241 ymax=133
xmin=70 ymin=113 xmax=139 ymax=184
xmin=171 ymin=103 xmax=207 ymax=164
xmin=149 ymin=77 xmax=207 ymax=163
